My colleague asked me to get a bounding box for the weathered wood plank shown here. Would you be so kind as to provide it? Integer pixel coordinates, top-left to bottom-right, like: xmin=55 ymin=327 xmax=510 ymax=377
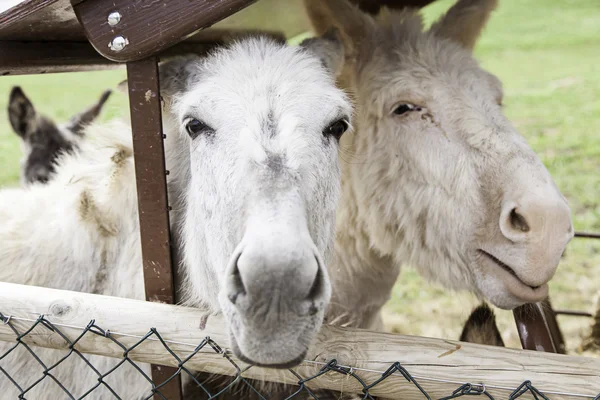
xmin=0 ymin=41 xmax=119 ymax=75
xmin=73 ymin=0 xmax=257 ymax=62
xmin=126 ymin=57 xmax=182 ymax=398
xmin=0 ymin=282 xmax=598 ymax=399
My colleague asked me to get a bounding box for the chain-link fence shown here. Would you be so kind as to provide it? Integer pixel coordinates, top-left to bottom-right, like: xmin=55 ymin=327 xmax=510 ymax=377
xmin=1 ymin=312 xmax=599 ymax=400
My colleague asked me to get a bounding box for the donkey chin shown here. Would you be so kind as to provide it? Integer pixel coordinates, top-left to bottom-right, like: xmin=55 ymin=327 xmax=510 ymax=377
xmin=225 ymin=308 xmax=326 ymax=368
xmin=220 ymin=293 xmax=328 ymax=368
xmin=474 ymin=238 xmax=572 ymax=310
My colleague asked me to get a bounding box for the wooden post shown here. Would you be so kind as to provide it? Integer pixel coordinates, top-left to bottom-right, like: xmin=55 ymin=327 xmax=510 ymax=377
xmin=126 ymin=57 xmax=182 ymax=399
xmin=1 ymin=283 xmax=599 ymax=400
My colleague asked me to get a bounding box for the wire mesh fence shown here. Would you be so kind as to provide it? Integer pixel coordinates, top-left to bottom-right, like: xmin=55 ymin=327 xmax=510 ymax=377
xmin=2 ymin=312 xmax=600 ymax=400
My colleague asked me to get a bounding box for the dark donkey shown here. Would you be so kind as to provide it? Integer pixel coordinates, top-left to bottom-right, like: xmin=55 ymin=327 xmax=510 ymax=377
xmin=8 ymin=86 xmax=111 ymax=184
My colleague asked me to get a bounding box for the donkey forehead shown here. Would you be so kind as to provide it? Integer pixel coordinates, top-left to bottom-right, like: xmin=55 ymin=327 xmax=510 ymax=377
xmin=360 ymin=44 xmax=502 ymax=115
xmin=178 ymin=39 xmax=348 ymax=115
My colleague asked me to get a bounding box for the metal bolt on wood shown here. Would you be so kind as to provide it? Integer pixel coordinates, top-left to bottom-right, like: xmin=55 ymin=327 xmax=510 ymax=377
xmin=107 ymin=11 xmax=121 ymax=26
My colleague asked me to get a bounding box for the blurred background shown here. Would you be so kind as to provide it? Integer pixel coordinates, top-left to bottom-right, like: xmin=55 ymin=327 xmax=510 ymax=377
xmin=1 ymin=0 xmax=598 ymax=353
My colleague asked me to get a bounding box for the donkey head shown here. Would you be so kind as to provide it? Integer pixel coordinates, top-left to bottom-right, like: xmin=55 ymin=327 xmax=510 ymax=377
xmin=8 ymin=86 xmax=111 ymax=184
xmin=158 ymin=38 xmax=351 ymax=367
xmin=305 ymin=0 xmax=573 ymax=309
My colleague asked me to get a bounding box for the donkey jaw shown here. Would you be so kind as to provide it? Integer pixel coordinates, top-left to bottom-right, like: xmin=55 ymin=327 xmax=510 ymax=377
xmin=476 ymin=249 xmax=549 ymax=308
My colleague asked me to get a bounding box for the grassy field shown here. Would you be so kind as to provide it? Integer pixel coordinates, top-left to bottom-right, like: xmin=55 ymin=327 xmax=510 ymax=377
xmin=0 ymin=0 xmax=598 ymax=353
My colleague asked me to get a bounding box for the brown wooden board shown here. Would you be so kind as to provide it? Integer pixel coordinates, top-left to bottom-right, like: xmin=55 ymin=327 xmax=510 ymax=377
xmin=0 ymin=41 xmax=119 ymax=75
xmin=0 ymin=0 xmax=84 ymax=41
xmin=126 ymin=57 xmax=182 ymax=397
xmin=0 ymin=0 xmax=308 ymax=45
xmin=0 ymin=0 xmax=438 ymax=45
xmin=73 ymin=0 xmax=258 ymax=62
xmin=0 ymin=40 xmax=227 ymax=76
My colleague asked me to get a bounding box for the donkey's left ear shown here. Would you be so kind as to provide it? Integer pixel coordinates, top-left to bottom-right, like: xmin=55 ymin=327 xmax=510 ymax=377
xmin=8 ymin=86 xmax=36 ymax=138
xmin=300 ymin=29 xmax=345 ymax=77
xmin=429 ymin=0 xmax=498 ymax=52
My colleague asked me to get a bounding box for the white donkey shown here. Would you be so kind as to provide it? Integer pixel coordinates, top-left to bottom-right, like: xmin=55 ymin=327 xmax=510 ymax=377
xmin=0 ymin=37 xmax=351 ymax=399
xmin=304 ymin=0 xmax=574 ymax=331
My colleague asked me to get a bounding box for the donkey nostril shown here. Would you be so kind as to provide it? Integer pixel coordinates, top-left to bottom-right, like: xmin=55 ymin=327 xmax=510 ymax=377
xmin=509 ymin=208 xmax=530 ymax=233
xmin=307 ymin=257 xmax=324 ymax=301
xmin=228 ymin=292 xmax=239 ymax=305
xmin=228 ymin=255 xmax=246 ymax=305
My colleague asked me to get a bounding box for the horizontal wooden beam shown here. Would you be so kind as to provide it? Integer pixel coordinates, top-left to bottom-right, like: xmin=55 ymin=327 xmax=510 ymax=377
xmin=0 ymin=41 xmax=119 ymax=75
xmin=0 ymin=41 xmax=224 ymax=76
xmin=0 ymin=282 xmax=599 ymax=399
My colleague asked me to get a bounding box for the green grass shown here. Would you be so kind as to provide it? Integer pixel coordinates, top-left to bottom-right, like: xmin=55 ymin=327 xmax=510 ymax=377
xmin=0 ymin=0 xmax=598 ymax=353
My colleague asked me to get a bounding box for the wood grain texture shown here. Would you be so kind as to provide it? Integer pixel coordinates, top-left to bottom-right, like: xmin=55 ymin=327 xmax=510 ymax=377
xmin=0 ymin=0 xmax=307 ymax=47
xmin=0 ymin=0 xmax=437 ymax=44
xmin=126 ymin=58 xmax=174 ymax=306
xmin=127 ymin=58 xmax=182 ymax=398
xmin=0 ymin=0 xmax=84 ymax=41
xmin=0 ymin=282 xmax=598 ymax=399
xmin=0 ymin=41 xmax=228 ymax=76
xmin=0 ymin=41 xmax=119 ymax=75
xmin=73 ymin=0 xmax=258 ymax=62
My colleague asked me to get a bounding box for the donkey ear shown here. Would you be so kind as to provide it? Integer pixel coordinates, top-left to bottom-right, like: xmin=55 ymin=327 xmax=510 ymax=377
xmin=66 ymin=90 xmax=112 ymax=136
xmin=115 ymin=56 xmax=201 ymax=106
xmin=8 ymin=86 xmax=37 ymax=138
xmin=459 ymin=303 xmax=505 ymax=347
xmin=299 ymin=29 xmax=345 ymax=76
xmin=304 ymin=0 xmax=372 ymax=57
xmin=429 ymin=0 xmax=498 ymax=52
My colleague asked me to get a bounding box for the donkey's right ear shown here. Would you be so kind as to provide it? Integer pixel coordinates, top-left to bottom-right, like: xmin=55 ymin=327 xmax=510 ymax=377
xmin=8 ymin=86 xmax=36 ymax=138
xmin=304 ymin=0 xmax=372 ymax=58
xmin=300 ymin=29 xmax=345 ymax=76
xmin=116 ymin=56 xmax=201 ymax=103
xmin=158 ymin=56 xmax=203 ymax=98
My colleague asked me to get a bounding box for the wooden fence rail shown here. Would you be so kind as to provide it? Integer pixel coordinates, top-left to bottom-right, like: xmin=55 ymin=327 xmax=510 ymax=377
xmin=0 ymin=282 xmax=599 ymax=399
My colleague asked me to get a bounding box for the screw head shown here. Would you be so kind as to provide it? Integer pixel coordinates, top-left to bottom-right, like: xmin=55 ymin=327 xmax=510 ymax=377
xmin=109 ymin=36 xmax=128 ymax=52
xmin=107 ymin=11 xmax=121 ymax=26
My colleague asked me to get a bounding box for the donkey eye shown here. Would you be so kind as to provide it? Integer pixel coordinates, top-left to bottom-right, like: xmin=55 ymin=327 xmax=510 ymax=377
xmin=393 ymin=103 xmax=419 ymax=116
xmin=185 ymin=119 xmax=209 ymax=139
xmin=324 ymin=119 xmax=348 ymax=140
